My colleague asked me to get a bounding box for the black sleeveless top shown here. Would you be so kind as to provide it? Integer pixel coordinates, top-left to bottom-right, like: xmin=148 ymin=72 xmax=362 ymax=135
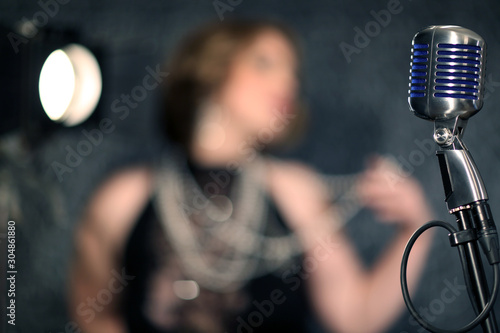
xmin=121 ymin=158 xmax=314 ymax=333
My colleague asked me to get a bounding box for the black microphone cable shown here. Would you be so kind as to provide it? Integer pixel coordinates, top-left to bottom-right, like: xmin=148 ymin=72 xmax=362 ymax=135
xmin=401 ymin=220 xmax=500 ymax=333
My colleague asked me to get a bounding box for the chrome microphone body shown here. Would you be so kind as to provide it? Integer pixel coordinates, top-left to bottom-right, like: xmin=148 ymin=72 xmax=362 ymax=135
xmin=401 ymin=25 xmax=500 ymax=333
xmin=409 ymin=25 xmax=486 ymax=121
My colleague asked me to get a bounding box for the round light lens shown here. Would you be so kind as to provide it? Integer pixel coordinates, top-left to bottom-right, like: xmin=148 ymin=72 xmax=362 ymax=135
xmin=39 ymin=49 xmax=75 ymax=122
xmin=39 ymin=44 xmax=102 ymax=126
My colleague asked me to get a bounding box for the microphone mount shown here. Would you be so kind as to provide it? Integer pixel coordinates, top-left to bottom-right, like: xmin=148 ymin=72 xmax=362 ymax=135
xmin=401 ymin=26 xmax=500 ymax=333
xmin=433 ymin=116 xmax=488 ymax=211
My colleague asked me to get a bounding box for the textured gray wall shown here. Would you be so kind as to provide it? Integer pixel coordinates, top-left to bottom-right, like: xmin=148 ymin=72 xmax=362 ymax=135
xmin=2 ymin=0 xmax=500 ymax=332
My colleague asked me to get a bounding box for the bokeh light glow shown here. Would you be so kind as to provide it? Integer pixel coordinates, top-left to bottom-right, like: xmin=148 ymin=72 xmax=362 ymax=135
xmin=39 ymin=50 xmax=75 ymax=122
xmin=38 ymin=44 xmax=102 ymax=126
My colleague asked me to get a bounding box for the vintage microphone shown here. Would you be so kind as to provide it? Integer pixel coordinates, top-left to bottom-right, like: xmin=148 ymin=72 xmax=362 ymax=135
xmin=400 ymin=25 xmax=500 ymax=333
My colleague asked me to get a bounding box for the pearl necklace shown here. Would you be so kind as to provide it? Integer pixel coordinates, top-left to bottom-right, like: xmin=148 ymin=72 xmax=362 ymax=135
xmin=154 ymin=153 xmax=362 ymax=292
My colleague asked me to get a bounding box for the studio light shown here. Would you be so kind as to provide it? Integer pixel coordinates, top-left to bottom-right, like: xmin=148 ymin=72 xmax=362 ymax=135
xmin=39 ymin=44 xmax=102 ymax=126
xmin=1 ymin=22 xmax=105 ymax=145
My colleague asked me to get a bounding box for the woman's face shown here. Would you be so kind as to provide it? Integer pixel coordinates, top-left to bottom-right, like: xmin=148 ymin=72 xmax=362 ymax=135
xmin=215 ymin=29 xmax=299 ymax=142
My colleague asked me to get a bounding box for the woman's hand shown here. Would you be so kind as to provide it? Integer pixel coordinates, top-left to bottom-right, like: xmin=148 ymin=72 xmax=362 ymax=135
xmin=267 ymin=156 xmax=434 ymax=333
xmin=357 ymin=155 xmax=433 ymax=230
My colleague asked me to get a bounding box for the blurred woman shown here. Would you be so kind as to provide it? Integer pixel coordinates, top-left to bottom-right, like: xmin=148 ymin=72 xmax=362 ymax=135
xmin=69 ymin=20 xmax=434 ymax=333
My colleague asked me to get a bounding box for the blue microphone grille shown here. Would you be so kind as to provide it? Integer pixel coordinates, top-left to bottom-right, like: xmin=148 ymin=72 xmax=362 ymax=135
xmin=408 ymin=26 xmax=486 ymax=121
xmin=434 ymin=43 xmax=482 ymax=100
xmin=409 ymin=43 xmax=430 ymax=98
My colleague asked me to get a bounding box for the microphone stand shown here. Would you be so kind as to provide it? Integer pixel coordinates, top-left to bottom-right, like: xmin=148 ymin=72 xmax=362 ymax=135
xmin=434 ymin=117 xmax=498 ymax=332
xmin=401 ymin=116 xmax=500 ymax=333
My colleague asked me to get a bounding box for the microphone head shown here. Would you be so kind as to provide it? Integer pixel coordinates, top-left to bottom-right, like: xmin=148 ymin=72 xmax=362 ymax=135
xmin=408 ymin=25 xmax=486 ymax=121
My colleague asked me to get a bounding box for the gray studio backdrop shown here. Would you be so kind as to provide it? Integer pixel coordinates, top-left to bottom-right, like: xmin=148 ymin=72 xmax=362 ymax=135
xmin=2 ymin=0 xmax=500 ymax=332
